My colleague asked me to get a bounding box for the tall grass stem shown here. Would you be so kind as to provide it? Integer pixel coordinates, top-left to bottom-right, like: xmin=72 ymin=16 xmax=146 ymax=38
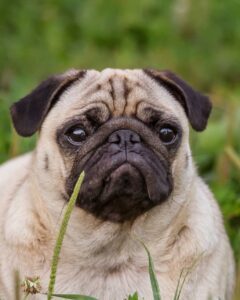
xmin=47 ymin=172 xmax=85 ymax=300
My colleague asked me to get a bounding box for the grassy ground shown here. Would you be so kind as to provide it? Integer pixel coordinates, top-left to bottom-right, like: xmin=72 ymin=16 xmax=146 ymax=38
xmin=0 ymin=0 xmax=239 ymax=298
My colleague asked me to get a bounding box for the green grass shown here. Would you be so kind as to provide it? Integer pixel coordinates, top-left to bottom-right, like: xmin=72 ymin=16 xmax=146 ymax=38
xmin=138 ymin=240 xmax=161 ymax=300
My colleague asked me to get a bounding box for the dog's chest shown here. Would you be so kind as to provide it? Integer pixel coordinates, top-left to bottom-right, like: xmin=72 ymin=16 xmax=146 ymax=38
xmin=38 ymin=263 xmax=153 ymax=300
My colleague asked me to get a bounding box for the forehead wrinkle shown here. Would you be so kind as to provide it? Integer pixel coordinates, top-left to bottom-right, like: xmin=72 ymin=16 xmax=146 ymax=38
xmin=57 ymin=69 xmax=186 ymax=123
xmin=123 ymin=83 xmax=148 ymax=116
xmin=106 ymin=75 xmax=144 ymax=117
xmin=59 ymin=80 xmax=115 ymax=118
xmin=81 ymin=89 xmax=114 ymax=109
xmin=109 ymin=76 xmax=127 ymax=116
xmin=63 ymin=101 xmax=111 ymax=122
xmin=84 ymin=75 xmax=119 ymax=113
xmin=61 ymin=70 xmax=148 ymax=118
xmin=122 ymin=77 xmax=131 ymax=115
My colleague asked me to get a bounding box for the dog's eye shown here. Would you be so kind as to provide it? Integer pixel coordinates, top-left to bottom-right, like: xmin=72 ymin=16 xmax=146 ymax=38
xmin=65 ymin=126 xmax=87 ymax=145
xmin=159 ymin=126 xmax=177 ymax=144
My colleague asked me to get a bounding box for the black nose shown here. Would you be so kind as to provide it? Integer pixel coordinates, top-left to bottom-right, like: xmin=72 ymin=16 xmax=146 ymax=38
xmin=108 ymin=129 xmax=141 ymax=147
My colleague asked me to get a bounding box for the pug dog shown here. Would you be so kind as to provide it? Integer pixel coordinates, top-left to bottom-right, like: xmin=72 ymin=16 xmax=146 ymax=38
xmin=0 ymin=69 xmax=235 ymax=300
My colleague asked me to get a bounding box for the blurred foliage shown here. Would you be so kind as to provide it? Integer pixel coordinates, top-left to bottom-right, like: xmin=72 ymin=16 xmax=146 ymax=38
xmin=0 ymin=0 xmax=239 ymax=284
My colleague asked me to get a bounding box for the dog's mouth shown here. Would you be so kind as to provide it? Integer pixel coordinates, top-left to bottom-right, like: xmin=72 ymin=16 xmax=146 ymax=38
xmin=95 ymin=163 xmax=149 ymax=222
xmin=102 ymin=163 xmax=144 ymax=198
xmin=69 ymin=154 xmax=172 ymax=222
xmin=66 ymin=127 xmax=173 ymax=222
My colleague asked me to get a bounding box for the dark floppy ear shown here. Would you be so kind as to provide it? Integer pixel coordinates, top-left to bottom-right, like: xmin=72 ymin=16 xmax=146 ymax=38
xmin=10 ymin=69 xmax=85 ymax=137
xmin=144 ymin=69 xmax=212 ymax=131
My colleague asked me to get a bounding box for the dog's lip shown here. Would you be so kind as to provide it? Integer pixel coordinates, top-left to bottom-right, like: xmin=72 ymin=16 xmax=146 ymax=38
xmin=98 ymin=162 xmax=147 ymax=207
xmin=78 ymin=159 xmax=145 ymax=199
xmin=104 ymin=162 xmax=142 ymax=183
xmin=96 ymin=162 xmax=149 ymax=216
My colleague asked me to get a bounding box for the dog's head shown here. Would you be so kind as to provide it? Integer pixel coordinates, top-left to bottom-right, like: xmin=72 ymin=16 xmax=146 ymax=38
xmin=10 ymin=69 xmax=211 ymax=222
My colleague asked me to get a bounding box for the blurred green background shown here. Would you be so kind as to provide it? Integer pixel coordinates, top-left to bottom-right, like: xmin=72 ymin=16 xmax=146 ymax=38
xmin=0 ymin=0 xmax=240 ymax=296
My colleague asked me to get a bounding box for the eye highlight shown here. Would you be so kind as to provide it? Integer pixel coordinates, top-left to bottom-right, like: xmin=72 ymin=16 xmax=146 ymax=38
xmin=159 ymin=126 xmax=177 ymax=145
xmin=65 ymin=126 xmax=87 ymax=145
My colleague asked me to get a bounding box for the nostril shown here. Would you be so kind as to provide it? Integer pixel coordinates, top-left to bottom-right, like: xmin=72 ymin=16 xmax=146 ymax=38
xmin=130 ymin=133 xmax=141 ymax=144
xmin=108 ymin=133 xmax=121 ymax=144
xmin=108 ymin=130 xmax=141 ymax=146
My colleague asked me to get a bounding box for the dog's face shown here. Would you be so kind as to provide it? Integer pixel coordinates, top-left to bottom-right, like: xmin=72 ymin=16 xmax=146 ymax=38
xmin=10 ymin=69 xmax=211 ymax=222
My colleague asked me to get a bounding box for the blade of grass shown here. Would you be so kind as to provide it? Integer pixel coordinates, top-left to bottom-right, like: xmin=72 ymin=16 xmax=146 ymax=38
xmin=127 ymin=291 xmax=139 ymax=300
xmin=47 ymin=172 xmax=85 ymax=300
xmin=173 ymin=269 xmax=189 ymax=300
xmin=51 ymin=294 xmax=97 ymax=300
xmin=14 ymin=270 xmax=20 ymax=300
xmin=173 ymin=254 xmax=203 ymax=300
xmin=138 ymin=240 xmax=161 ymax=300
xmin=173 ymin=269 xmax=184 ymax=300
xmin=225 ymin=146 xmax=240 ymax=170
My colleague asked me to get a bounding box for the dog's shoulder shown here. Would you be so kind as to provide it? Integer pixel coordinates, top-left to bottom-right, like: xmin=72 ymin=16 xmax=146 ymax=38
xmin=0 ymin=153 xmax=32 ymax=185
xmin=0 ymin=152 xmax=33 ymax=210
xmin=188 ymin=176 xmax=229 ymax=252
